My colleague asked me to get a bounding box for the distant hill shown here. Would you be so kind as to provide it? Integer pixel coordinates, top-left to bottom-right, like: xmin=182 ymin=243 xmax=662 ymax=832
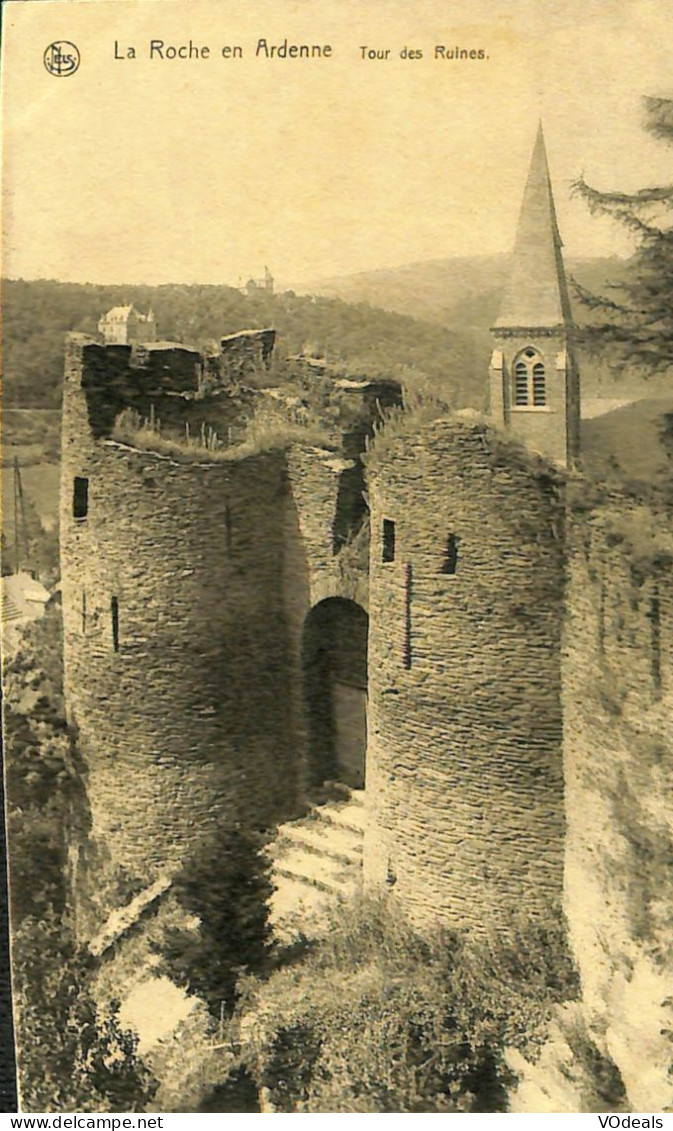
xmin=300 ymin=253 xmax=673 ymax=402
xmin=299 ymin=254 xmax=627 ymax=328
xmin=4 ymin=255 xmax=669 ymax=415
xmin=582 ymin=398 xmax=673 ymax=485
xmin=297 ymin=254 xmax=510 ymax=329
xmin=3 ymin=263 xmax=672 ymax=565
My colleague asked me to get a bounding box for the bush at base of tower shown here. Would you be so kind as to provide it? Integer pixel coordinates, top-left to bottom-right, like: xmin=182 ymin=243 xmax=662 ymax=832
xmin=12 ymin=913 xmax=158 ymax=1113
xmin=152 ymin=826 xmax=274 ymax=1018
xmin=231 ymin=895 xmax=584 ymax=1113
xmin=4 ymin=607 xmax=158 ymax=1113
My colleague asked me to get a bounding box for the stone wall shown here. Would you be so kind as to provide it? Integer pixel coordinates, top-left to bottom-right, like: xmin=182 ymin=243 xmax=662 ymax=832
xmin=61 ymin=337 xmax=298 ymax=935
xmin=76 ymin=338 xmax=248 ymax=443
xmin=286 ymin=446 xmax=368 ymax=610
xmin=562 ymin=490 xmax=673 ymax=1110
xmin=281 ymin=446 xmax=370 ymax=792
xmin=364 ymin=416 xmax=567 ymax=932
xmin=60 ymin=336 xmax=392 ymax=930
xmin=218 ymin=328 xmax=275 ymax=382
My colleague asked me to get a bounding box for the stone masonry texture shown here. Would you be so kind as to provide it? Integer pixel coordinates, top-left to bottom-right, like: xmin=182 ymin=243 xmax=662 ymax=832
xmin=61 ymin=337 xmax=298 ymax=932
xmin=60 ymin=335 xmax=387 ymax=933
xmin=364 ymin=416 xmax=567 ymax=932
xmin=562 ymin=490 xmax=673 ymax=1110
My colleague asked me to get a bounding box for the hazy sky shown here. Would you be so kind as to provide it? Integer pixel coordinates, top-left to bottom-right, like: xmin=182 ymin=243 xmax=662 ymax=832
xmin=2 ymin=0 xmax=672 ymax=286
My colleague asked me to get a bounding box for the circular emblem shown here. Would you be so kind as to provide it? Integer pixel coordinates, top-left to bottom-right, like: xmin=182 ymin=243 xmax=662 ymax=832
xmin=43 ymin=41 xmax=80 ymax=77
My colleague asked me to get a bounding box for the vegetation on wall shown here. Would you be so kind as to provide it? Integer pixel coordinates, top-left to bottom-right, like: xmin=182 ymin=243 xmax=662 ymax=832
xmin=111 ymin=405 xmax=335 ymax=464
xmin=363 ymin=387 xmax=449 ymax=467
xmin=4 ymin=608 xmax=158 ymax=1112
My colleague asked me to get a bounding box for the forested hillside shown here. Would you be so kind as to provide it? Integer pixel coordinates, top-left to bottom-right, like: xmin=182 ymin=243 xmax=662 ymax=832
xmin=4 ymin=260 xmax=661 ymax=563
xmin=304 ymin=254 xmax=656 ymax=400
xmin=4 ymin=254 xmax=649 ymax=414
xmin=3 ymin=279 xmax=481 ymax=409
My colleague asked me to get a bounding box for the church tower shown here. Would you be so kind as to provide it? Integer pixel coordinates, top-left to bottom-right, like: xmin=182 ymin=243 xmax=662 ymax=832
xmin=489 ymin=124 xmax=580 ymax=468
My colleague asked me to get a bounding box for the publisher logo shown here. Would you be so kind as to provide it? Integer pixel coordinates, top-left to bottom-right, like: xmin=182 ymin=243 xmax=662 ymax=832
xmin=44 ymin=41 xmax=80 ymax=77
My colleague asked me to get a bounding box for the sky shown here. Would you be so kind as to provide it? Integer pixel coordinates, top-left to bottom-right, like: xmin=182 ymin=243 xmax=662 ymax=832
xmin=2 ymin=0 xmax=672 ymax=287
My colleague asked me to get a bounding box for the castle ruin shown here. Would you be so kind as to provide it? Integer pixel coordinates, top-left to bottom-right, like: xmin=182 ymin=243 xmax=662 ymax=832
xmin=59 ymin=127 xmax=673 ymax=1109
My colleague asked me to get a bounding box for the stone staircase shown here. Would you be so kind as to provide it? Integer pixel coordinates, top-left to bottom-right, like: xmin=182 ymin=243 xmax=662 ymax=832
xmin=267 ymin=786 xmax=365 ymax=941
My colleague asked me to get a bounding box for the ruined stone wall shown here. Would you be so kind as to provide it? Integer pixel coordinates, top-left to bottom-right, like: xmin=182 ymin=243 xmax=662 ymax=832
xmin=273 ymin=381 xmax=393 ymax=792
xmin=364 ymin=417 xmax=566 ymax=932
xmin=281 ymin=445 xmax=370 ymax=794
xmin=285 ymin=446 xmax=368 ymax=610
xmin=61 ymin=337 xmax=298 ymax=934
xmin=76 ymin=339 xmax=246 ymax=443
xmin=562 ymin=491 xmax=673 ymax=1110
xmin=218 ymin=328 xmax=275 ymax=382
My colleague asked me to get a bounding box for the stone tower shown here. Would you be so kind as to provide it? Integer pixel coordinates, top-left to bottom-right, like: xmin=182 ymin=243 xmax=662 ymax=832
xmin=60 ymin=334 xmax=298 ymax=938
xmin=489 ymin=124 xmax=580 ymax=468
xmin=363 ymin=416 xmax=567 ymax=935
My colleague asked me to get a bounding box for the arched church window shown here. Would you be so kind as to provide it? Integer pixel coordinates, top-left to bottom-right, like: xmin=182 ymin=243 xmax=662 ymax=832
xmin=513 ymin=348 xmax=546 ymax=407
xmin=514 ymin=360 xmax=529 ymax=405
xmin=533 ymin=362 xmax=546 ymax=406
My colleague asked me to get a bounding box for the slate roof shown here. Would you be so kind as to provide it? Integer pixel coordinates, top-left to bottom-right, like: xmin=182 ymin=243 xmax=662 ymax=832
xmin=493 ymin=123 xmax=572 ymax=331
xmin=102 ymin=305 xmax=136 ymax=321
xmin=1 ymin=572 xmax=50 ymax=625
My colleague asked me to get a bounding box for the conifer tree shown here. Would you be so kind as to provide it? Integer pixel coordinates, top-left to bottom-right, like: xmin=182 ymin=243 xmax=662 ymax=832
xmin=572 ymin=96 xmax=673 ymax=374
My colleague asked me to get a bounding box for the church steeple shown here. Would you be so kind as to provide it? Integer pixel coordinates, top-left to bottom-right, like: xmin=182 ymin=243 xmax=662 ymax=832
xmin=489 ymin=123 xmax=580 ymax=468
xmin=494 ymin=123 xmax=572 ymax=331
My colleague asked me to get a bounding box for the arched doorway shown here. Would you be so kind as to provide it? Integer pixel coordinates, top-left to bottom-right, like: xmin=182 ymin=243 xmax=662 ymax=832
xmin=302 ymin=598 xmax=368 ymax=789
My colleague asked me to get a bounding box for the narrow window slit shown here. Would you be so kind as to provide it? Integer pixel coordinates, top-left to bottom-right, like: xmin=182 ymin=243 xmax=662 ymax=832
xmin=81 ymin=590 xmax=87 ymax=634
xmin=111 ymin=596 xmax=120 ymax=653
xmin=73 ymin=476 xmax=89 ymax=520
xmin=382 ymin=519 xmax=395 ymax=563
xmin=403 ymin=563 xmax=412 ymax=669
xmin=440 ymin=533 xmax=459 ymax=575
xmin=649 ymin=587 xmax=662 ymax=696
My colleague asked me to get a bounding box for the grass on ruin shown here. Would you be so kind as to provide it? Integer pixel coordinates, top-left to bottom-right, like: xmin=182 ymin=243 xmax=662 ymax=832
xmin=362 ymin=387 xmax=449 ymax=466
xmin=363 ymin=387 xmax=564 ymax=489
xmin=231 ymin=894 xmax=579 ymax=1113
xmin=112 ymin=408 xmax=334 ymax=463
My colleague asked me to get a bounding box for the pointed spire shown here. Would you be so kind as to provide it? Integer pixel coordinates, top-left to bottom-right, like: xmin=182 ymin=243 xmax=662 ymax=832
xmin=493 ymin=123 xmax=572 ymax=329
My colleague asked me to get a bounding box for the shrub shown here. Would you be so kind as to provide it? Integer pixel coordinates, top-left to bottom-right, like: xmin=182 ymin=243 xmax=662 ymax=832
xmin=3 ymin=605 xmax=77 ymax=922
xmin=13 ymin=913 xmax=157 ymax=1113
xmin=155 ymin=826 xmax=274 ymax=1017
xmin=6 ymin=605 xmax=156 ymax=1112
xmin=234 ymin=896 xmax=579 ymax=1113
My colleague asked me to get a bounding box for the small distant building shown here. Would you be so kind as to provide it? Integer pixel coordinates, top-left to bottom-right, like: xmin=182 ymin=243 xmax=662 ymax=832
xmin=98 ymin=305 xmax=158 ymax=346
xmin=243 ymin=266 xmax=274 ymax=297
xmin=1 ymin=571 xmax=50 ymax=647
